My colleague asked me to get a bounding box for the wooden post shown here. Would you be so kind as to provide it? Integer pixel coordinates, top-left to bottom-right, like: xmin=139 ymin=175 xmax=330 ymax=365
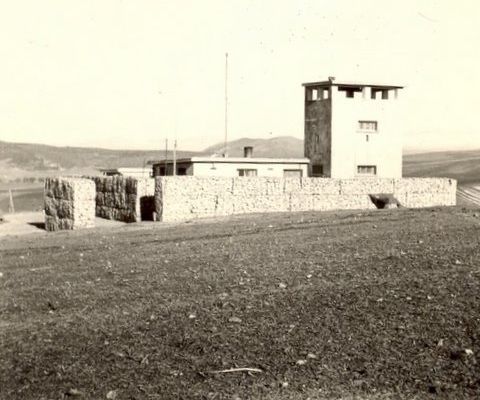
xmin=8 ymin=189 xmax=15 ymax=214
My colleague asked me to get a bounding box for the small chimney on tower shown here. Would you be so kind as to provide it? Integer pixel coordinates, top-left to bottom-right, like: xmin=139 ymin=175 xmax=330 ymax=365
xmin=244 ymin=146 xmax=253 ymax=158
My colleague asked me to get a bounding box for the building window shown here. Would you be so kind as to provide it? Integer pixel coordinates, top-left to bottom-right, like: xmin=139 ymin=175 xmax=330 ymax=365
xmin=338 ymin=86 xmax=362 ymax=98
xmin=358 ymin=120 xmax=378 ymax=132
xmin=307 ymin=87 xmax=329 ymax=101
xmin=283 ymin=169 xmax=303 ymax=178
xmin=159 ymin=166 xmax=166 ymax=176
xmin=357 ymin=165 xmax=377 ymax=175
xmin=312 ymin=164 xmax=323 ymax=177
xmin=238 ymin=169 xmax=257 ymax=177
xmin=371 ymin=89 xmax=389 ymax=99
xmin=177 ymin=167 xmax=187 ymax=176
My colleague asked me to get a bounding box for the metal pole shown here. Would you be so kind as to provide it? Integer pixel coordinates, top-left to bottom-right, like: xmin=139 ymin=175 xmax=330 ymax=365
xmin=173 ymin=139 xmax=177 ymax=176
xmin=224 ymin=52 xmax=228 ymax=157
xmin=164 ymin=138 xmax=168 ymax=176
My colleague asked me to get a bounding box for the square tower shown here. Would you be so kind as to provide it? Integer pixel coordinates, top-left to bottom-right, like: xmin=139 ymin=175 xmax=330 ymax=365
xmin=303 ymin=79 xmax=404 ymax=178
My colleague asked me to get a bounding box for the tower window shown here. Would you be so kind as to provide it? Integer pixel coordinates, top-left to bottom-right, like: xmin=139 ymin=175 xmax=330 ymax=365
xmin=358 ymin=120 xmax=378 ymax=132
xmin=357 ymin=165 xmax=377 ymax=175
xmin=307 ymin=87 xmax=328 ymax=101
xmin=338 ymin=86 xmax=362 ymax=98
xmin=371 ymin=89 xmax=390 ymax=99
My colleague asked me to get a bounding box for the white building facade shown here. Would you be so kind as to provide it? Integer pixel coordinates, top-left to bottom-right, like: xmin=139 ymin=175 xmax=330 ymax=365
xmin=304 ymin=79 xmax=404 ymax=179
xmin=152 ymin=148 xmax=309 ymax=178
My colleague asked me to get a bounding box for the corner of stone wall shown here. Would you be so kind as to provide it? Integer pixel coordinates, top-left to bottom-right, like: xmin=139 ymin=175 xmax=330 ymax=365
xmin=44 ymin=177 xmax=95 ymax=231
xmin=154 ymin=177 xmax=163 ymax=221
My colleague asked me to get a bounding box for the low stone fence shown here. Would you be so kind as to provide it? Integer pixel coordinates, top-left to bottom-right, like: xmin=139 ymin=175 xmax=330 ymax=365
xmin=43 ymin=176 xmax=457 ymax=230
xmin=92 ymin=176 xmax=155 ymax=223
xmin=44 ymin=177 xmax=95 ymax=231
xmin=154 ymin=177 xmax=457 ymax=222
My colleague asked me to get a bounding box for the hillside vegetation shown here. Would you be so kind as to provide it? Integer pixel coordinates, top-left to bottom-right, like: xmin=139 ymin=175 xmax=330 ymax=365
xmin=1 ymin=208 xmax=480 ymax=399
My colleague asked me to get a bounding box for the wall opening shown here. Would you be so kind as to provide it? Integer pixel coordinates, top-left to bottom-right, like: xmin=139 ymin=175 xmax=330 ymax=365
xmin=140 ymin=195 xmax=156 ymax=221
xmin=368 ymin=193 xmax=400 ymax=209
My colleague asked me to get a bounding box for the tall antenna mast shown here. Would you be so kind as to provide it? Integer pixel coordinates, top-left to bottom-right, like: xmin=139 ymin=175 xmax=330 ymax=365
xmin=224 ymin=52 xmax=228 ymax=157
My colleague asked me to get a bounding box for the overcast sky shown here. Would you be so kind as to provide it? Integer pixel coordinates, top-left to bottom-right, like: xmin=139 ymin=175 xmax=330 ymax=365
xmin=1 ymin=1 xmax=479 ymax=152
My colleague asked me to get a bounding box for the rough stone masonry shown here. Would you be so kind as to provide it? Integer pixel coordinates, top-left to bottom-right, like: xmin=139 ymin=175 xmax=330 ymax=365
xmin=44 ymin=177 xmax=95 ymax=231
xmin=154 ymin=176 xmax=457 ymax=222
xmin=93 ymin=176 xmax=155 ymax=223
xmin=43 ymin=176 xmax=457 ymax=230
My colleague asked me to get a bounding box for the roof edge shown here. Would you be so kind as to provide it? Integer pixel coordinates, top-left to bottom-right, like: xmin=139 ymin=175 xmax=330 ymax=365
xmin=302 ymin=81 xmax=404 ymax=89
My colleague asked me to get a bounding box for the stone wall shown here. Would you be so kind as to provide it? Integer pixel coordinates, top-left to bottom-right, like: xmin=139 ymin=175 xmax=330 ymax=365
xmin=93 ymin=176 xmax=155 ymax=223
xmin=44 ymin=177 xmax=95 ymax=231
xmin=155 ymin=176 xmax=457 ymax=222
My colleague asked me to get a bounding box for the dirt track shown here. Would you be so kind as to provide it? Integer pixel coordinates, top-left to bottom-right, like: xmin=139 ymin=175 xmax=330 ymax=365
xmin=0 ymin=211 xmax=125 ymax=238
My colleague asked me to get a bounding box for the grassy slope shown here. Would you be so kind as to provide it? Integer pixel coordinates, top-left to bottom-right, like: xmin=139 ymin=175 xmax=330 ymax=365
xmin=1 ymin=208 xmax=480 ymax=399
xmin=403 ymin=150 xmax=480 ymax=184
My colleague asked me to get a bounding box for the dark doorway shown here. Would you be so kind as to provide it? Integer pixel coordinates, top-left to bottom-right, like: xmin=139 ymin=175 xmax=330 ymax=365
xmin=140 ymin=196 xmax=155 ymax=221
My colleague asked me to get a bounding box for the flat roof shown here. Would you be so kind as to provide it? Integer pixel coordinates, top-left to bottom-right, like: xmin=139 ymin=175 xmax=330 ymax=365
xmin=153 ymin=157 xmax=310 ymax=165
xmin=302 ymin=80 xmax=404 ymax=89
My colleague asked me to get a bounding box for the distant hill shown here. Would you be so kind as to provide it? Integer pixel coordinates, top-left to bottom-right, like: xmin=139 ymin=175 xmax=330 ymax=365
xmin=1 ymin=137 xmax=480 ymax=185
xmin=0 ymin=140 xmax=202 ymax=181
xmin=403 ymin=150 xmax=480 ymax=184
xmin=203 ymin=136 xmax=304 ymax=158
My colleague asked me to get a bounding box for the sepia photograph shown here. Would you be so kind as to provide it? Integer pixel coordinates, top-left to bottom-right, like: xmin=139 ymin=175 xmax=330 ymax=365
xmin=1 ymin=1 xmax=479 ymax=398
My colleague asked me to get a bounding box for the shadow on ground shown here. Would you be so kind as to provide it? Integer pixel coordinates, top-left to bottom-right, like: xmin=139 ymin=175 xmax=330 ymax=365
xmin=27 ymin=221 xmax=46 ymax=230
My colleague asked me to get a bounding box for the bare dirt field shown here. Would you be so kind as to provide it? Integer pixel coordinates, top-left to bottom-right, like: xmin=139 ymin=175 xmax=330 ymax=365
xmin=1 ymin=207 xmax=480 ymax=399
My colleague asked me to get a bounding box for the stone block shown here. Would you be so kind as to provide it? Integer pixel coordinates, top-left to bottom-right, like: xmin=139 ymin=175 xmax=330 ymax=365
xmin=44 ymin=177 xmax=95 ymax=231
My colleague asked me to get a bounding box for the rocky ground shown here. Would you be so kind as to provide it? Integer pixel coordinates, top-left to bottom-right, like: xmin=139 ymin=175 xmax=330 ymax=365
xmin=1 ymin=207 xmax=479 ymax=399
